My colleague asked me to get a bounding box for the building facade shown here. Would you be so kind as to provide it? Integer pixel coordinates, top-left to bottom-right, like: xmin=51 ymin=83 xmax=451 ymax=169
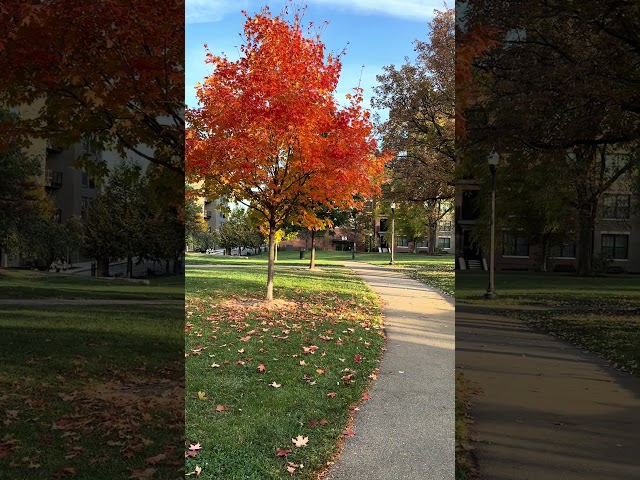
xmin=455 ymin=171 xmax=640 ymax=273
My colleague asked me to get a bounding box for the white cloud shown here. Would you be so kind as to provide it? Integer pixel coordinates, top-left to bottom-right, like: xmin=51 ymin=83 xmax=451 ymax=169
xmin=307 ymin=0 xmax=443 ymax=21
xmin=185 ymin=0 xmax=248 ymax=24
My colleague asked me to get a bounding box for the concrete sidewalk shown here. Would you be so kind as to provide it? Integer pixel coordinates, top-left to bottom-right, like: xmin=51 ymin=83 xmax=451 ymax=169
xmin=457 ymin=305 xmax=640 ymax=480
xmin=324 ymin=263 xmax=455 ymax=480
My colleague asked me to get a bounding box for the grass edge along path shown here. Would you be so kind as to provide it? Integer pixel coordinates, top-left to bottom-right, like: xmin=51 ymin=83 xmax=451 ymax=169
xmin=455 ymin=370 xmax=479 ymax=480
xmin=185 ymin=265 xmax=385 ymax=479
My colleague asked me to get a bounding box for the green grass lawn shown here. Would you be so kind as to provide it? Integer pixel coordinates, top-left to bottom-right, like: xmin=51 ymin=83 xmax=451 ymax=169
xmin=185 ymin=265 xmax=384 ymax=479
xmin=456 ymin=270 xmax=640 ymax=308
xmin=186 ymin=249 xmax=453 ymax=266
xmin=0 ymin=269 xmax=184 ymax=300
xmin=0 ymin=270 xmax=184 ymax=478
xmin=186 ymin=250 xmax=455 ymax=297
xmin=0 ymin=304 xmax=184 ymax=479
xmin=458 ymin=270 xmax=640 ymax=375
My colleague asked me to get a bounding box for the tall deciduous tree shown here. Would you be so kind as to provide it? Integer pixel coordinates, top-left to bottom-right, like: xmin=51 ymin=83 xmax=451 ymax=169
xmin=461 ymin=0 xmax=640 ymax=274
xmin=0 ymin=0 xmax=185 ymax=174
xmin=373 ymin=8 xmax=455 ymax=205
xmin=186 ymin=6 xmax=388 ymax=300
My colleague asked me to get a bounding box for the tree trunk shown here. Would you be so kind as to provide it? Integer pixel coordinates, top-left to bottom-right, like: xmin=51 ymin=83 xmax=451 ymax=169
xmin=577 ymin=203 xmax=596 ymax=276
xmin=428 ymin=222 xmax=438 ymax=255
xmin=266 ymin=225 xmax=276 ymax=301
xmin=97 ymin=258 xmax=110 ymax=277
xmin=540 ymin=237 xmax=548 ymax=272
xmin=165 ymin=259 xmax=170 ymax=273
xmin=310 ymin=229 xmax=316 ymax=269
xmin=274 ymin=243 xmax=278 ymax=262
xmin=127 ymin=255 xmax=133 ymax=278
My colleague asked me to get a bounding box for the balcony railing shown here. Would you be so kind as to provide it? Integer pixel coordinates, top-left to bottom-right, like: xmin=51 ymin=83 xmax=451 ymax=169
xmin=45 ymin=169 xmax=63 ymax=189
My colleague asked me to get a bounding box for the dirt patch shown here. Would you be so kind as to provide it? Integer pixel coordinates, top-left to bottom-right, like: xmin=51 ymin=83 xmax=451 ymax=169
xmin=220 ymin=298 xmax=299 ymax=311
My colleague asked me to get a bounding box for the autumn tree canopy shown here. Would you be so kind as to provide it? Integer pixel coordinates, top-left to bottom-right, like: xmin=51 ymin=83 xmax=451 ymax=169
xmin=0 ymin=0 xmax=185 ymax=174
xmin=186 ymin=6 xmax=388 ymax=300
xmin=460 ymin=0 xmax=640 ymax=274
xmin=373 ymin=8 xmax=455 ymax=205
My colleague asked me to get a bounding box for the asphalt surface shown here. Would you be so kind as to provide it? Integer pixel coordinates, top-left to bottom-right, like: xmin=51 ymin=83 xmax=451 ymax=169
xmin=324 ymin=262 xmax=455 ymax=480
xmin=457 ymin=304 xmax=640 ymax=480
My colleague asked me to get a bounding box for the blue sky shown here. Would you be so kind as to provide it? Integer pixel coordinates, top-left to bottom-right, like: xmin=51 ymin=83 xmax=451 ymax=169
xmin=185 ymin=0 xmax=444 ymax=122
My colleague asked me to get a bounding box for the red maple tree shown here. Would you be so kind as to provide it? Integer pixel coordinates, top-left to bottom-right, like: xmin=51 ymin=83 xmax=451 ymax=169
xmin=0 ymin=0 xmax=184 ymax=174
xmin=186 ymin=6 xmax=389 ymax=300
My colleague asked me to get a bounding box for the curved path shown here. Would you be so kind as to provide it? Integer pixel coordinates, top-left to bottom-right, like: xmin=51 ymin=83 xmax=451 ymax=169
xmin=324 ymin=262 xmax=455 ymax=480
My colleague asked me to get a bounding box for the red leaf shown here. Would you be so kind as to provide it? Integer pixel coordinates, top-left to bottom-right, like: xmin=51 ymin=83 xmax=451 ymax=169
xmin=215 ymin=405 xmax=226 ymax=412
xmin=327 ymin=392 xmax=337 ymax=398
xmin=257 ymin=364 xmax=266 ymax=372
xmin=343 ymin=427 xmax=356 ymax=437
xmin=276 ymin=448 xmax=291 ymax=457
xmin=354 ymin=354 xmax=362 ymax=364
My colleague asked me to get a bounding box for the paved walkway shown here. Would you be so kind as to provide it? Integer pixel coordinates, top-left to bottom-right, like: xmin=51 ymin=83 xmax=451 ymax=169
xmin=324 ymin=263 xmax=455 ymax=480
xmin=457 ymin=305 xmax=640 ymax=480
xmin=0 ymin=299 xmax=182 ymax=306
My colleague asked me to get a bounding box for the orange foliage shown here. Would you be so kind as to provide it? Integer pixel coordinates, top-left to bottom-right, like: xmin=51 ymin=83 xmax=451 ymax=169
xmin=455 ymin=25 xmax=500 ymax=138
xmin=186 ymin=6 xmax=389 ymax=230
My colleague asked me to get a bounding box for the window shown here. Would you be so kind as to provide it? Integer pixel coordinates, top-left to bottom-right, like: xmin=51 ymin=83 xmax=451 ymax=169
xmin=81 ymin=170 xmax=88 ymax=187
xmin=53 ymin=209 xmax=62 ymax=224
xmin=602 ymin=194 xmax=630 ymax=220
xmin=439 ymin=220 xmax=452 ymax=232
xmin=81 ymin=196 xmax=90 ymax=219
xmin=83 ymin=135 xmax=97 ymax=154
xmin=502 ymin=232 xmax=529 ymax=256
xmin=379 ymin=218 xmax=388 ymax=232
xmin=601 ymin=234 xmax=629 ymax=259
xmin=549 ymin=242 xmax=576 ymax=258
xmin=417 ymin=240 xmax=429 ymax=248
xmin=397 ymin=236 xmax=409 ymax=247
xmin=438 ymin=237 xmax=451 ymax=249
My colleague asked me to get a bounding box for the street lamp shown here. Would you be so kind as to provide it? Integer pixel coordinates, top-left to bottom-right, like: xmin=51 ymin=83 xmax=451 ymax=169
xmin=352 ymin=214 xmax=357 ymax=260
xmin=484 ymin=152 xmax=499 ymax=299
xmin=389 ymin=202 xmax=396 ymax=265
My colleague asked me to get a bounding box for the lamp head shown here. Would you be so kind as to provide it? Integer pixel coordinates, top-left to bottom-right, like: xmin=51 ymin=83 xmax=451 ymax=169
xmin=390 ymin=202 xmax=396 ymax=212
xmin=488 ymin=151 xmax=499 ymax=167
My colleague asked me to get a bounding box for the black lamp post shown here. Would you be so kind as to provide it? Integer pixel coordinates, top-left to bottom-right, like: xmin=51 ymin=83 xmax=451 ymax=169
xmin=351 ymin=220 xmax=358 ymax=260
xmin=389 ymin=202 xmax=396 ymax=265
xmin=484 ymin=152 xmax=498 ymax=299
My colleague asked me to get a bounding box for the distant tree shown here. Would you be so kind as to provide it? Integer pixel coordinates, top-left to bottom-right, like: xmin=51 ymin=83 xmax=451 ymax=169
xmin=462 ymin=0 xmax=640 ymax=274
xmin=0 ymin=0 xmax=184 ymax=174
xmin=186 ymin=6 xmax=388 ymax=300
xmin=83 ymin=162 xmax=148 ymax=277
xmin=0 ymin=110 xmax=50 ymax=264
xmin=373 ymin=8 xmax=455 ymax=205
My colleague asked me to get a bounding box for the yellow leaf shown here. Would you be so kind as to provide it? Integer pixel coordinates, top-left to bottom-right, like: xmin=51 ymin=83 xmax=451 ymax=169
xmin=197 ymin=391 xmax=207 ymax=400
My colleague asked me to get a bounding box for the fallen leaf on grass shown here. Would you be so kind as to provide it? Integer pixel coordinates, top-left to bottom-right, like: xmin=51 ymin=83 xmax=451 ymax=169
xmin=276 ymin=448 xmax=291 ymax=457
xmin=145 ymin=453 xmax=166 ymax=465
xmin=210 ymin=363 xmax=220 ymax=368
xmin=215 ymin=405 xmax=226 ymax=412
xmin=327 ymin=392 xmax=337 ymax=398
xmin=361 ymin=393 xmax=371 ymax=401
xmin=292 ymin=435 xmax=308 ymax=447
xmin=129 ymin=468 xmax=156 ymax=480
xmin=270 ymin=382 xmax=281 ymax=388
xmin=299 ymin=360 xmax=307 ymax=366
xmin=343 ymin=428 xmax=356 ymax=437
xmin=197 ymin=391 xmax=207 ymax=400
xmin=316 ymin=369 xmax=326 ymax=375
xmin=185 ymin=465 xmax=202 ymax=476
xmin=354 ymin=354 xmax=362 ymax=364
xmin=189 ymin=443 xmax=202 ymax=451
xmin=257 ymin=364 xmax=266 ymax=373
